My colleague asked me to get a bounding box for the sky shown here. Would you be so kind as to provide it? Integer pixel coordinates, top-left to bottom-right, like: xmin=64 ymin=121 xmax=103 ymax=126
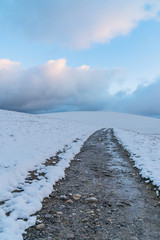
xmin=0 ymin=0 xmax=160 ymax=116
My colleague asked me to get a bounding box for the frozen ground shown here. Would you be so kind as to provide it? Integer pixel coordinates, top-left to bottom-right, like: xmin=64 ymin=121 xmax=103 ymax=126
xmin=0 ymin=110 xmax=160 ymax=239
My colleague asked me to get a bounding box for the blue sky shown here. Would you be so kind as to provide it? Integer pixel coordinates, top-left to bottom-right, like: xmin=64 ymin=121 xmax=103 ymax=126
xmin=0 ymin=0 xmax=160 ymax=115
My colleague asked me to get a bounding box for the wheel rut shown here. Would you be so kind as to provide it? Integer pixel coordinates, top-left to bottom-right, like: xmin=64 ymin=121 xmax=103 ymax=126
xmin=23 ymin=128 xmax=160 ymax=240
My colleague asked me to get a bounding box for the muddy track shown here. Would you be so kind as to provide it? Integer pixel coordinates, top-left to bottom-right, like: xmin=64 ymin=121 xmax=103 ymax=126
xmin=23 ymin=129 xmax=160 ymax=240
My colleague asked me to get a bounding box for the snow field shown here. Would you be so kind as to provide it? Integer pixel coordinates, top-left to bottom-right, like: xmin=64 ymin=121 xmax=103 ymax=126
xmin=1 ymin=110 xmax=160 ymax=239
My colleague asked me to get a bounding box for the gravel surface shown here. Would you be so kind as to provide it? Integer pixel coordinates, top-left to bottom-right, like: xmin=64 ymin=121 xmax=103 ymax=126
xmin=23 ymin=128 xmax=160 ymax=240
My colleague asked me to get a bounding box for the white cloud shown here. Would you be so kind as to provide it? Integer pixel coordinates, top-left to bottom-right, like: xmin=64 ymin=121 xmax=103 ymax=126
xmin=0 ymin=58 xmax=122 ymax=112
xmin=0 ymin=58 xmax=160 ymax=115
xmin=0 ymin=59 xmax=20 ymax=70
xmin=1 ymin=0 xmax=160 ymax=48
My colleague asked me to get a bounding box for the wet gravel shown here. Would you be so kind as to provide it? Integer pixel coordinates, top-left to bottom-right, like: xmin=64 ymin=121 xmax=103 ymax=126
xmin=23 ymin=128 xmax=160 ymax=240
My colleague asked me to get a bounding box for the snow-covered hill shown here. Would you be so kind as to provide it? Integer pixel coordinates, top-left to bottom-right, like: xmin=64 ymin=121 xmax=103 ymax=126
xmin=0 ymin=110 xmax=160 ymax=239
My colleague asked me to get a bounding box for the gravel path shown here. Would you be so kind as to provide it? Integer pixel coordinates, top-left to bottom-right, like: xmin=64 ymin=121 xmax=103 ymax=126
xmin=23 ymin=128 xmax=160 ymax=240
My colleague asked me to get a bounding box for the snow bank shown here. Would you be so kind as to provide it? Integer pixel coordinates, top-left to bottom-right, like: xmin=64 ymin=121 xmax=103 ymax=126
xmin=114 ymin=128 xmax=160 ymax=191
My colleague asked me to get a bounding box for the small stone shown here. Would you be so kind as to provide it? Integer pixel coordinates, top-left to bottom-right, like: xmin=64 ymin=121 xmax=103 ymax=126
xmin=89 ymin=193 xmax=94 ymax=197
xmin=59 ymin=195 xmax=68 ymax=200
xmin=49 ymin=192 xmax=54 ymax=197
xmin=60 ymin=204 xmax=65 ymax=209
xmin=66 ymin=199 xmax=73 ymax=204
xmin=81 ymin=218 xmax=88 ymax=222
xmin=36 ymin=223 xmax=45 ymax=230
xmin=130 ymin=237 xmax=138 ymax=240
xmin=56 ymin=211 xmax=63 ymax=216
xmin=45 ymin=214 xmax=52 ymax=219
xmin=67 ymin=233 xmax=75 ymax=239
xmin=73 ymin=194 xmax=81 ymax=200
xmin=85 ymin=197 xmax=98 ymax=203
xmin=106 ymin=218 xmax=112 ymax=224
xmin=86 ymin=210 xmax=94 ymax=214
xmin=91 ymin=214 xmax=96 ymax=217
xmin=43 ymin=198 xmax=49 ymax=203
